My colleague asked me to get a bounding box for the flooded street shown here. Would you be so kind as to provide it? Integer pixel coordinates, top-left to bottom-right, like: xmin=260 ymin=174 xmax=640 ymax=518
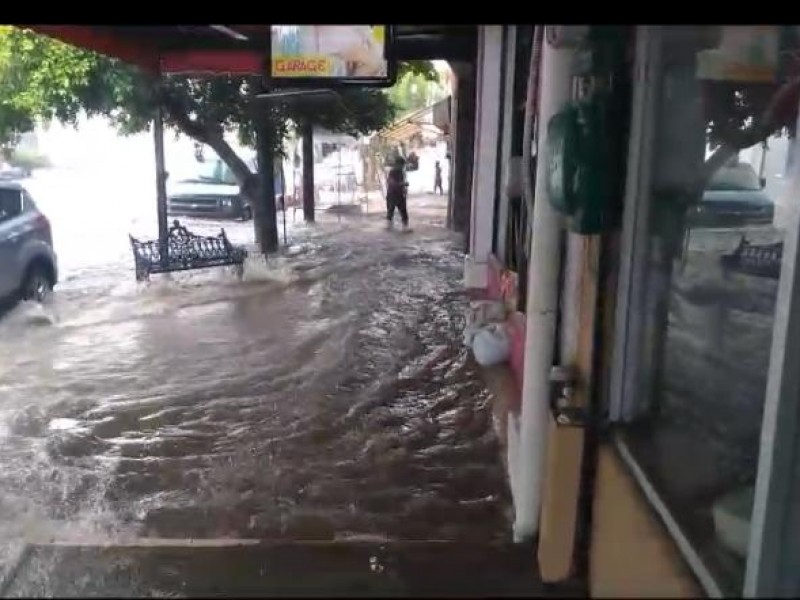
xmin=0 ymin=161 xmax=512 ymax=593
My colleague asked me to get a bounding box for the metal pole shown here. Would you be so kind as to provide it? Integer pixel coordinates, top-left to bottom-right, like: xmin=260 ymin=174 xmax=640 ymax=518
xmin=515 ymin=32 xmax=572 ymax=543
xmin=281 ymin=163 xmax=287 ymax=245
xmin=337 ymin=145 xmax=342 ymax=223
xmin=292 ymin=152 xmax=297 ymax=221
xmin=758 ymin=140 xmax=768 ymax=184
xmin=302 ymin=120 xmax=316 ymax=222
xmin=153 ymin=101 xmax=169 ymax=267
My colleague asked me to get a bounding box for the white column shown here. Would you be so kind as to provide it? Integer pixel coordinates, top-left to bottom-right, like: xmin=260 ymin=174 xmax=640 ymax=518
xmin=514 ymin=38 xmax=575 ymax=542
xmin=465 ymin=25 xmax=504 ymax=288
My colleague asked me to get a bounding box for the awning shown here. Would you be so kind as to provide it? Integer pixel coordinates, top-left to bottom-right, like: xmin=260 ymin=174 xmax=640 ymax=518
xmin=377 ymin=100 xmax=449 ymax=143
xmin=379 ymin=119 xmax=444 ymax=144
xmin=25 ymin=25 xmax=478 ymax=75
xmin=380 ymin=120 xmax=422 ymax=143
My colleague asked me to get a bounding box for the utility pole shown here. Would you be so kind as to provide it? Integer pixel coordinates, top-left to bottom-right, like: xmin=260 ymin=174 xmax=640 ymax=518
xmin=302 ymin=120 xmax=315 ymax=222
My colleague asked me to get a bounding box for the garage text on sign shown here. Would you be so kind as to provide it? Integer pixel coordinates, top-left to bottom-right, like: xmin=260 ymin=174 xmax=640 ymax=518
xmin=272 ymin=57 xmax=333 ymax=77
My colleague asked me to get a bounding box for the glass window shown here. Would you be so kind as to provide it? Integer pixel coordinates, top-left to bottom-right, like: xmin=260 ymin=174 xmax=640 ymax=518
xmin=0 ymin=188 xmax=22 ymax=222
xmin=21 ymin=190 xmax=36 ymax=212
xmin=619 ymin=25 xmax=800 ymax=595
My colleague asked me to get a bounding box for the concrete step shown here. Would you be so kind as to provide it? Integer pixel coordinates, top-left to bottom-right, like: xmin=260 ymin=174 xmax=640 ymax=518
xmin=2 ymin=538 xmax=584 ymax=597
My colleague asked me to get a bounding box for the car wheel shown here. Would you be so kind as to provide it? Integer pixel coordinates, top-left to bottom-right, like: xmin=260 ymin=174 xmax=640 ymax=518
xmin=21 ymin=264 xmax=53 ymax=303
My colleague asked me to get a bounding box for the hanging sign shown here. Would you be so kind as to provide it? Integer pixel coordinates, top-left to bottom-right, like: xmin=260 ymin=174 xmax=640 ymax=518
xmin=269 ymin=25 xmax=395 ymax=87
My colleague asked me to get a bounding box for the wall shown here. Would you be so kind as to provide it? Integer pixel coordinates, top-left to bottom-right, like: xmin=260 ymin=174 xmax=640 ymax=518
xmin=590 ymin=444 xmax=703 ymax=598
xmin=469 ymin=25 xmax=504 ymax=264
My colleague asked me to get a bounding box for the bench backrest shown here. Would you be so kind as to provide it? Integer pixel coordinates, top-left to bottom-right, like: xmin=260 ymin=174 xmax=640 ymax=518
xmin=721 ymin=238 xmax=783 ymax=279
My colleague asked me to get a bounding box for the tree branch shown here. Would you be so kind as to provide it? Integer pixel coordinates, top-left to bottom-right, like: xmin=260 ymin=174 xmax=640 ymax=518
xmin=702 ymin=77 xmax=800 ymax=186
xmin=156 ymin=84 xmax=256 ymax=194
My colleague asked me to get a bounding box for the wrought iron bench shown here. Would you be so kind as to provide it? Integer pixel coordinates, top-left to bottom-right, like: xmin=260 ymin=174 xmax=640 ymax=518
xmin=129 ymin=220 xmax=247 ymax=282
xmin=720 ymin=236 xmax=782 ymax=280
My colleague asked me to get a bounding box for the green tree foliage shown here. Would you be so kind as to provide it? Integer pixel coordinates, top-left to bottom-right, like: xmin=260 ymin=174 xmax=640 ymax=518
xmin=387 ymin=69 xmax=446 ymax=116
xmin=0 ymin=27 xmax=33 ymax=156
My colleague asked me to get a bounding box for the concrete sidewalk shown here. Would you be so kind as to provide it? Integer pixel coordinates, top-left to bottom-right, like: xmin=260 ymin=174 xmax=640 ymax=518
xmin=3 ymin=540 xmax=585 ymax=598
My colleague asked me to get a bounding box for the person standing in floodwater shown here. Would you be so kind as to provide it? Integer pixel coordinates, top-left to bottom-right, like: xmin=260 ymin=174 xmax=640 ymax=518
xmin=386 ymin=156 xmax=409 ymax=230
xmin=434 ymin=160 xmax=443 ymax=195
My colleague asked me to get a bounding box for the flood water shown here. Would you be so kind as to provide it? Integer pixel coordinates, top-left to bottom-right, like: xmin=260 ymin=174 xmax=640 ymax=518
xmin=0 ymin=168 xmax=511 ymax=593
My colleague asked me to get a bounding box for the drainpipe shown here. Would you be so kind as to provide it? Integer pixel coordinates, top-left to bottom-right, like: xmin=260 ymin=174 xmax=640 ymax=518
xmin=514 ymin=30 xmax=575 ymax=542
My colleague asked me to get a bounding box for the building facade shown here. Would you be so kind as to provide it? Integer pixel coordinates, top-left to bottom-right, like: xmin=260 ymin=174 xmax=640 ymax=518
xmin=462 ymin=24 xmax=800 ymax=598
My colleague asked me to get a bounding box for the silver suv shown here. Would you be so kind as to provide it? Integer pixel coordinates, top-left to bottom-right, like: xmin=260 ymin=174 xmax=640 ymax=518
xmin=0 ymin=182 xmax=58 ymax=303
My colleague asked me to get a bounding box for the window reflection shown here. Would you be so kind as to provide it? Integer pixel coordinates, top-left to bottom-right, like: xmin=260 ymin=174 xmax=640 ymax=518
xmin=622 ymin=25 xmax=799 ymax=594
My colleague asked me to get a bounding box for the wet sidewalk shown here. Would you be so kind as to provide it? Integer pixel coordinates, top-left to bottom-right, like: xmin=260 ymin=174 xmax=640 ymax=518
xmin=2 ymin=539 xmax=586 ymax=597
xmin=0 ymin=195 xmax=571 ymax=595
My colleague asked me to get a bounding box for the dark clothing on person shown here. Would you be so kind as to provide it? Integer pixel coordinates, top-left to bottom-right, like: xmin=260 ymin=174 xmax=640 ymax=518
xmin=387 ymin=191 xmax=409 ymax=225
xmin=386 ymin=165 xmax=409 ymax=225
xmin=434 ymin=162 xmax=443 ymax=195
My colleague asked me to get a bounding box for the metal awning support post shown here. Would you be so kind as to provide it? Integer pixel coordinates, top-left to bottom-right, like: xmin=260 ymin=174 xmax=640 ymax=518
xmin=302 ymin=120 xmax=316 ymax=223
xmin=153 ymin=95 xmax=169 ymax=268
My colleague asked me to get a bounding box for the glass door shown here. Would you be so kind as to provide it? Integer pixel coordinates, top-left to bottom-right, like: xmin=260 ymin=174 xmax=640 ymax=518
xmin=610 ymin=25 xmax=800 ymax=596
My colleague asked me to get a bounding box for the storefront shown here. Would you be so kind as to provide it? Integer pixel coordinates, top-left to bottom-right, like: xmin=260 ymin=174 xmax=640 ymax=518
xmin=601 ymin=25 xmax=800 ymax=597
xmin=465 ymin=24 xmax=800 ymax=598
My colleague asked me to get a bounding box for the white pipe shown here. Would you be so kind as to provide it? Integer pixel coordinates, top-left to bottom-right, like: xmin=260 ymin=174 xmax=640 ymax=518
xmin=513 ymin=36 xmax=576 ymax=542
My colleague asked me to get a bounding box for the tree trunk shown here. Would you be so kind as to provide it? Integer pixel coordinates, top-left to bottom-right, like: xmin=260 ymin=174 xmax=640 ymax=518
xmin=203 ymin=131 xmax=276 ymax=254
xmin=301 ymin=121 xmax=315 ymax=223
xmin=255 ymin=122 xmax=279 ymax=254
xmin=159 ymin=89 xmax=277 ymax=254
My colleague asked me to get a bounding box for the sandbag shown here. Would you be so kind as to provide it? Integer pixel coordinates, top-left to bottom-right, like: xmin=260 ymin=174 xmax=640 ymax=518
xmin=472 ymin=323 xmax=511 ymax=366
xmin=464 ymin=300 xmax=506 ymax=348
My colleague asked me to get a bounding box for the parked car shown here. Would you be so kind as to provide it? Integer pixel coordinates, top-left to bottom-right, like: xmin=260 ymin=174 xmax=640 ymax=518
xmin=0 ymin=162 xmax=32 ymax=181
xmin=689 ymin=161 xmax=774 ymax=228
xmin=167 ymin=156 xmax=285 ymax=221
xmin=0 ymin=182 xmax=58 ymax=304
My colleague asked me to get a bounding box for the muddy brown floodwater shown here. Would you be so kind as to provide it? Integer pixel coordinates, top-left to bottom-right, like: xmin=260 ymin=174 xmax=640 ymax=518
xmin=0 ymin=195 xmax=513 ymax=593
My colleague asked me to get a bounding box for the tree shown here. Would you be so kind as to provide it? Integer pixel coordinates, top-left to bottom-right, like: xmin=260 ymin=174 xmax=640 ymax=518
xmin=0 ymin=102 xmax=33 ymax=161
xmin=0 ymin=27 xmax=35 ymax=158
xmin=387 ymin=68 xmax=446 ymax=116
xmin=0 ymin=26 xmax=435 ymax=251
